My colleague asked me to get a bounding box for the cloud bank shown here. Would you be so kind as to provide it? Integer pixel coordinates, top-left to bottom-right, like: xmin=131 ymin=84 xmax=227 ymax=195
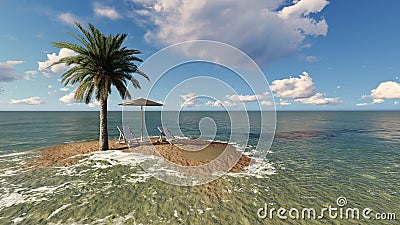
xmin=131 ymin=0 xmax=329 ymax=64
xmin=179 ymin=72 xmax=340 ymax=108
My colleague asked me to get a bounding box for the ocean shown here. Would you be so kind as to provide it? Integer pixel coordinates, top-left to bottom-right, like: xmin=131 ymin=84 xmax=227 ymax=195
xmin=0 ymin=111 xmax=399 ymax=224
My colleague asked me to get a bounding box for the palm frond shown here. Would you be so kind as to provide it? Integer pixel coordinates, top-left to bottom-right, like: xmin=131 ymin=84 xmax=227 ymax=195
xmin=51 ymin=22 xmax=149 ymax=104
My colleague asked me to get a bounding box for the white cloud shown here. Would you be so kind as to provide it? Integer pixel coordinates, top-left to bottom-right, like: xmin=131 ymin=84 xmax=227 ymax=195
xmin=0 ymin=60 xmax=23 ymax=82
xmin=6 ymin=60 xmax=23 ymax=65
xmin=260 ymin=100 xmax=274 ymax=106
xmin=38 ymin=48 xmax=77 ymax=78
xmin=48 ymin=85 xmax=54 ymax=89
xmin=279 ymin=0 xmax=329 ymax=20
xmin=226 ymin=94 xmax=265 ymax=102
xmin=261 ymin=99 xmax=290 ymax=106
xmin=270 ymin=71 xmax=315 ymax=98
xmin=205 ymin=100 xmax=236 ymax=107
xmin=370 ymin=81 xmax=400 ymax=99
xmin=358 ymin=81 xmax=400 ymax=106
xmin=88 ymin=100 xmax=100 ymax=107
xmin=24 ymin=70 xmax=38 ymax=80
xmin=278 ymin=99 xmax=292 ymax=106
xmin=374 ymin=99 xmax=385 ymax=104
xmin=131 ymin=0 xmax=329 ymax=64
xmin=59 ymin=87 xmax=70 ymax=92
xmin=94 ymin=2 xmax=121 ymax=20
xmin=294 ymin=93 xmax=341 ymax=105
xmin=59 ymin=92 xmax=99 ymax=107
xmin=25 ymin=70 xmax=38 ymax=75
xmin=336 ymin=85 xmax=341 ymax=89
xmin=260 ymin=99 xmax=291 ymax=106
xmin=59 ymin=92 xmax=77 ymax=104
xmin=58 ymin=12 xmax=80 ymax=26
xmin=9 ymin=97 xmax=44 ymax=105
xmin=268 ymin=72 xmax=342 ymax=106
xmin=357 ymin=99 xmax=384 ymax=106
xmin=180 ymin=92 xmax=199 ymax=107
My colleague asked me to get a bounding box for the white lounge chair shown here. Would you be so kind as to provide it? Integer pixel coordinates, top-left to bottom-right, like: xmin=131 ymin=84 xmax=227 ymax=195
xmin=117 ymin=125 xmax=139 ymax=146
xmin=157 ymin=127 xmax=176 ymax=145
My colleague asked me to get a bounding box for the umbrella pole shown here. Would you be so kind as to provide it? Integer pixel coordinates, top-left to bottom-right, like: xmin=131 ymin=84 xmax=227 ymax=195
xmin=140 ymin=105 xmax=143 ymax=141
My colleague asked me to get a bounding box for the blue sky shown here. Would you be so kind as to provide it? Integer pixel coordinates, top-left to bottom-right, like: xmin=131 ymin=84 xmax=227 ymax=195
xmin=0 ymin=0 xmax=399 ymax=111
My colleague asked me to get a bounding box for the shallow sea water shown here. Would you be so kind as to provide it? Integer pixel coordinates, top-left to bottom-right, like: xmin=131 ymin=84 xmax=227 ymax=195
xmin=0 ymin=111 xmax=399 ymax=224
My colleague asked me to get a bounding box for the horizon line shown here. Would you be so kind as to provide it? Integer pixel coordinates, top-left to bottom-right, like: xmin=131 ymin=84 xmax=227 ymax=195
xmin=1 ymin=110 xmax=399 ymax=112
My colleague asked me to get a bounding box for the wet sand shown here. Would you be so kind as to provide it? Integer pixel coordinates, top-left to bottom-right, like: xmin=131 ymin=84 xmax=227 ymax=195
xmin=26 ymin=138 xmax=252 ymax=173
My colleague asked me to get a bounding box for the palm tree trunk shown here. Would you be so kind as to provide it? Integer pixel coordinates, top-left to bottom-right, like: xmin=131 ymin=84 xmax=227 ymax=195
xmin=99 ymin=99 xmax=109 ymax=151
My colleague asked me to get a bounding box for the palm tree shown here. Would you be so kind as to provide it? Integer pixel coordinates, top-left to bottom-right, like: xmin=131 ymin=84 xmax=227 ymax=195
xmin=51 ymin=22 xmax=148 ymax=150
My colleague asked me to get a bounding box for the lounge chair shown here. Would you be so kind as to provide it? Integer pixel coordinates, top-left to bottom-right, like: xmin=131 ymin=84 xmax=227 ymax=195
xmin=117 ymin=125 xmax=139 ymax=146
xmin=157 ymin=127 xmax=176 ymax=145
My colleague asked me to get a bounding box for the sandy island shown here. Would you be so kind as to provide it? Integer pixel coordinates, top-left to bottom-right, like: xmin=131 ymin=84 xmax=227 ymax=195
xmin=26 ymin=138 xmax=252 ymax=173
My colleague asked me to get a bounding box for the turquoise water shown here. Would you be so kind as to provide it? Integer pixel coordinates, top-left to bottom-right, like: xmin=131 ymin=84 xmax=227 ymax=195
xmin=0 ymin=111 xmax=399 ymax=224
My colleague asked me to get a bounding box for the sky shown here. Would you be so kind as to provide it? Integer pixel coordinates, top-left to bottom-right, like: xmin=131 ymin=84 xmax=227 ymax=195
xmin=0 ymin=0 xmax=399 ymax=111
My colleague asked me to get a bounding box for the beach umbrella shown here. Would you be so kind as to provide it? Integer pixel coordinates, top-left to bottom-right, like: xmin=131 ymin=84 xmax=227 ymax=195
xmin=119 ymin=98 xmax=163 ymax=141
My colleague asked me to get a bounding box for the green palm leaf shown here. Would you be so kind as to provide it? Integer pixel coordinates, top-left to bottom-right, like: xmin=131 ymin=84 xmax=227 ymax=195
xmin=50 ymin=22 xmax=149 ymax=150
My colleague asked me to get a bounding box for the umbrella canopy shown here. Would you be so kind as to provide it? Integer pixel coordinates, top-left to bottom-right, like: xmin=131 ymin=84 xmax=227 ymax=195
xmin=118 ymin=98 xmax=163 ymax=107
xmin=119 ymin=98 xmax=163 ymax=141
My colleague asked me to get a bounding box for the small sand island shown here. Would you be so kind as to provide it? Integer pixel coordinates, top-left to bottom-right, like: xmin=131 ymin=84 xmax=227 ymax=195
xmin=26 ymin=138 xmax=252 ymax=174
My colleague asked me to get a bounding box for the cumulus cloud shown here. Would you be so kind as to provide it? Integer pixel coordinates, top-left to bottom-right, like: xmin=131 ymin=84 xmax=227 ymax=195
xmin=0 ymin=60 xmax=23 ymax=82
xmin=260 ymin=100 xmax=274 ymax=106
xmin=88 ymin=100 xmax=100 ymax=108
xmin=58 ymin=12 xmax=81 ymax=26
xmin=9 ymin=97 xmax=44 ymax=105
xmin=24 ymin=70 xmax=38 ymax=80
xmin=59 ymin=92 xmax=99 ymax=107
xmin=278 ymin=99 xmax=292 ymax=106
xmin=269 ymin=71 xmax=341 ymax=106
xmin=279 ymin=0 xmax=328 ymax=20
xmin=59 ymin=92 xmax=77 ymax=104
xmin=226 ymin=94 xmax=266 ymax=103
xmin=180 ymin=72 xmax=341 ymax=107
xmin=131 ymin=0 xmax=329 ymax=64
xmin=180 ymin=92 xmax=199 ymax=107
xmin=294 ymin=93 xmax=341 ymax=105
xmin=370 ymin=81 xmax=400 ymax=99
xmin=261 ymin=99 xmax=290 ymax=106
xmin=94 ymin=2 xmax=121 ymax=20
xmin=356 ymin=99 xmax=384 ymax=106
xmin=270 ymin=71 xmax=316 ymax=98
xmin=38 ymin=48 xmax=77 ymax=78
xmin=205 ymin=100 xmax=237 ymax=107
xmin=357 ymin=81 xmax=400 ymax=106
